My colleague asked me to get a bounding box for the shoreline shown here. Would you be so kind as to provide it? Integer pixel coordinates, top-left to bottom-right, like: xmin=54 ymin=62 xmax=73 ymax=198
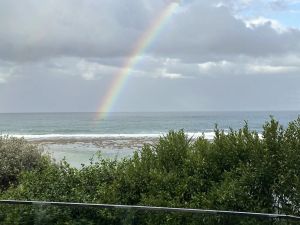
xmin=29 ymin=137 xmax=159 ymax=149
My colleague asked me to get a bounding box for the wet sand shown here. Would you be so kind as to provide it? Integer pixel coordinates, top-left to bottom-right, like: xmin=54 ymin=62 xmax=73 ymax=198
xmin=29 ymin=137 xmax=159 ymax=167
xmin=30 ymin=136 xmax=158 ymax=149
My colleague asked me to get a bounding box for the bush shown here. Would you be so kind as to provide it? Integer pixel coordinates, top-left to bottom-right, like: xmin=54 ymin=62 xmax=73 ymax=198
xmin=0 ymin=136 xmax=46 ymax=191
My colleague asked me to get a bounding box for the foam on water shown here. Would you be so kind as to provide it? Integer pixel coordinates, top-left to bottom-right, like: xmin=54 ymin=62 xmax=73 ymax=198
xmin=2 ymin=132 xmax=216 ymax=140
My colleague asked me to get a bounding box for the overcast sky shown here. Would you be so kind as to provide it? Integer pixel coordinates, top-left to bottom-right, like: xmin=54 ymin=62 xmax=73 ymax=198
xmin=1 ymin=0 xmax=300 ymax=112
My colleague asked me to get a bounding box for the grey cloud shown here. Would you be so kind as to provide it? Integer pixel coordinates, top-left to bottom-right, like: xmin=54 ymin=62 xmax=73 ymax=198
xmin=0 ymin=0 xmax=156 ymax=61
xmin=269 ymin=0 xmax=289 ymax=10
xmin=1 ymin=0 xmax=300 ymax=112
xmin=1 ymin=0 xmax=300 ymax=63
xmin=153 ymin=1 xmax=300 ymax=62
xmin=1 ymin=56 xmax=300 ymax=112
xmin=268 ymin=0 xmax=300 ymax=11
xmin=2 ymin=69 xmax=299 ymax=112
xmin=0 ymin=67 xmax=112 ymax=112
xmin=0 ymin=60 xmax=16 ymax=82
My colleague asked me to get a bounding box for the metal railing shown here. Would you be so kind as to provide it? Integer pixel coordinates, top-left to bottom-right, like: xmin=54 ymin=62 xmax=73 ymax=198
xmin=1 ymin=200 xmax=300 ymax=221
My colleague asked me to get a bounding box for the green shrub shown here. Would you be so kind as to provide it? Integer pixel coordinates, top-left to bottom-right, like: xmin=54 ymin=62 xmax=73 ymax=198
xmin=0 ymin=136 xmax=46 ymax=191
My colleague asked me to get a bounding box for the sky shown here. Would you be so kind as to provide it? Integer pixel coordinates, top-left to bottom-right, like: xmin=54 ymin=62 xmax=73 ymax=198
xmin=0 ymin=0 xmax=300 ymax=113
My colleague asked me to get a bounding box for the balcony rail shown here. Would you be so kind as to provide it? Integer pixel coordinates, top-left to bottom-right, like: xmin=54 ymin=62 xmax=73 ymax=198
xmin=1 ymin=200 xmax=300 ymax=224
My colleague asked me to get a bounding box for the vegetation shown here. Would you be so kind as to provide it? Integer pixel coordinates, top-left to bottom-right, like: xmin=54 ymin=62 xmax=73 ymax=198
xmin=1 ymin=117 xmax=300 ymax=224
xmin=0 ymin=136 xmax=46 ymax=191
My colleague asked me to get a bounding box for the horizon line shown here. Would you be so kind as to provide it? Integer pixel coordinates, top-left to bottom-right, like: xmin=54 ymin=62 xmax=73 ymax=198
xmin=1 ymin=110 xmax=300 ymax=114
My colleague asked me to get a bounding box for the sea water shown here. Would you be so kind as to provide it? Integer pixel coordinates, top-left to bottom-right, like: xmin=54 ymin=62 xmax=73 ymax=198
xmin=1 ymin=111 xmax=299 ymax=166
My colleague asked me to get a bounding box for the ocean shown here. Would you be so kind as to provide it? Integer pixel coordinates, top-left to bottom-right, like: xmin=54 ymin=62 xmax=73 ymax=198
xmin=1 ymin=111 xmax=299 ymax=166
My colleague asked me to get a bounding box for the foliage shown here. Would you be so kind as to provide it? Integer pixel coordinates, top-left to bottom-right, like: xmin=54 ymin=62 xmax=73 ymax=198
xmin=0 ymin=136 xmax=47 ymax=191
xmin=1 ymin=117 xmax=300 ymax=224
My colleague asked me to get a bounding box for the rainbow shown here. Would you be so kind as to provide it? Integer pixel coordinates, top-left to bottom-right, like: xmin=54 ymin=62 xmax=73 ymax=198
xmin=96 ymin=1 xmax=179 ymax=120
